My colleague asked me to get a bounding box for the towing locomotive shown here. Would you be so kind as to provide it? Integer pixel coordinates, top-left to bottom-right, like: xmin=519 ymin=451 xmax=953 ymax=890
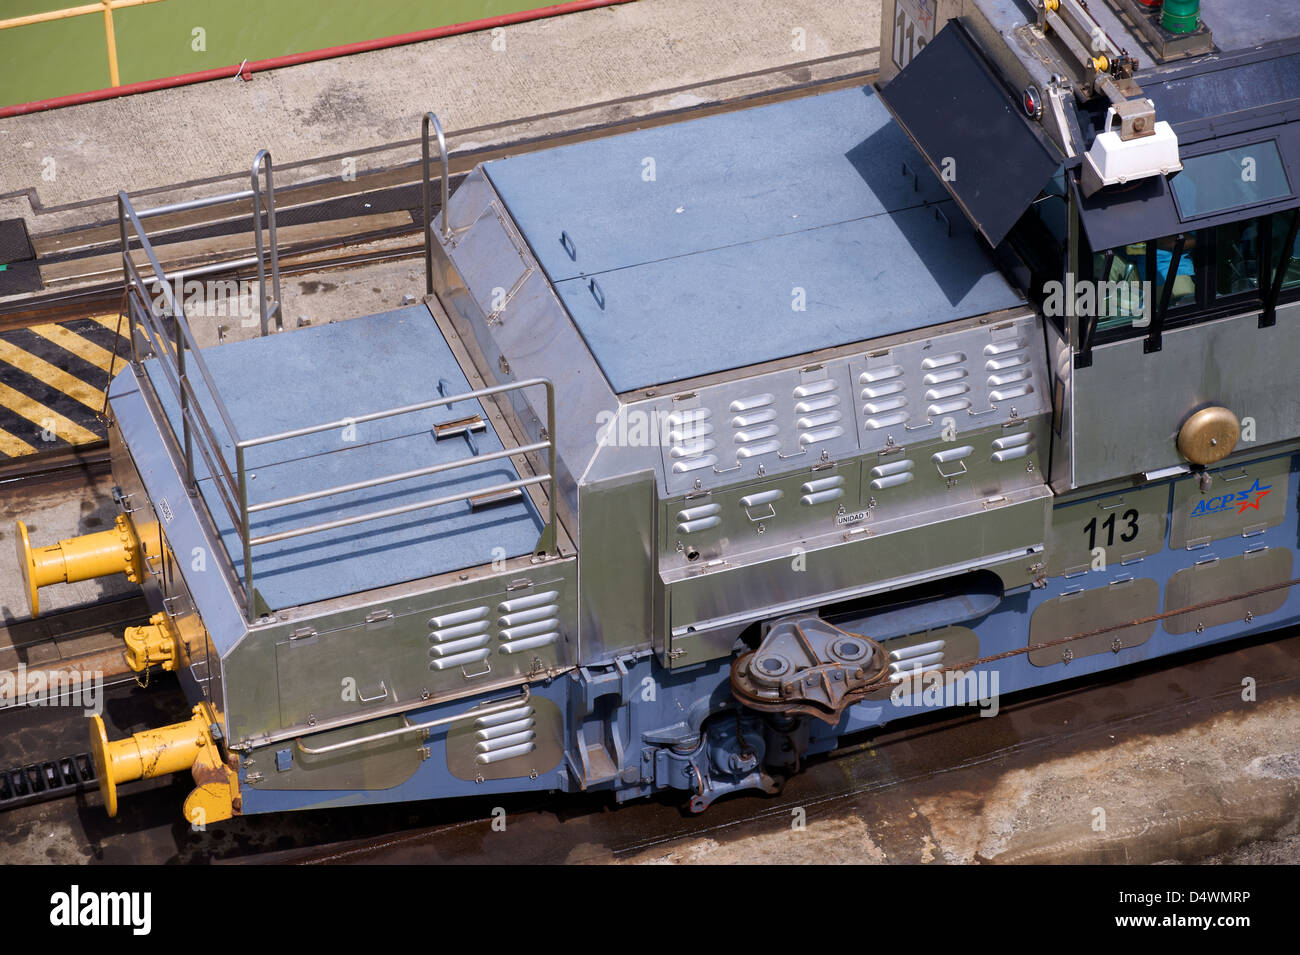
xmin=15 ymin=0 xmax=1300 ymax=823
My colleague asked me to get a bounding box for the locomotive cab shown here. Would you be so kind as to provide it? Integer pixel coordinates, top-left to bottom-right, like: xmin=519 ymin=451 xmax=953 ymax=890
xmin=878 ymin=0 xmax=1300 ymax=490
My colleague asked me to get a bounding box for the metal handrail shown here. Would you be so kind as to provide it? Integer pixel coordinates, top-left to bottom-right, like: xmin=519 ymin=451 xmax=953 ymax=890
xmin=422 ymin=111 xmax=452 ymax=294
xmin=121 ymin=148 xmax=558 ymax=625
xmin=119 ymin=196 xmax=248 ymax=514
xmin=251 ymin=150 xmax=284 ymax=335
xmin=119 ymin=152 xmax=280 ymax=618
xmin=246 ymin=440 xmax=551 ymax=513
xmin=296 ymin=687 xmax=530 ymax=756
xmin=233 ymin=377 xmax=560 ymax=618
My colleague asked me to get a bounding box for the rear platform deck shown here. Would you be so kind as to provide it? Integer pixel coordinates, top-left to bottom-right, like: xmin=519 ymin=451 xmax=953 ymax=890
xmin=117 ymin=305 xmax=543 ymax=611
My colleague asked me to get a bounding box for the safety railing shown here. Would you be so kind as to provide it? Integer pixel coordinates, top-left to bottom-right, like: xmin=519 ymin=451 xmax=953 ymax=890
xmin=232 ymin=376 xmax=559 ymax=620
xmin=119 ymin=149 xmax=284 ymax=537
xmin=122 ymin=149 xmax=557 ymax=622
xmin=423 ymin=111 xmax=452 ymax=295
xmin=0 ymin=0 xmax=170 ymax=90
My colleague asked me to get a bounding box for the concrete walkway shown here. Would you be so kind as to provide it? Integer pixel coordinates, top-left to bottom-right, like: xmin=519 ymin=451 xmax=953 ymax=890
xmin=0 ymin=0 xmax=880 ymax=234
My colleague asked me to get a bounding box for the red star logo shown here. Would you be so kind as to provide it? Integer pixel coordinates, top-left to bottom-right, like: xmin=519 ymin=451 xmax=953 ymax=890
xmin=1235 ymin=479 xmax=1271 ymax=513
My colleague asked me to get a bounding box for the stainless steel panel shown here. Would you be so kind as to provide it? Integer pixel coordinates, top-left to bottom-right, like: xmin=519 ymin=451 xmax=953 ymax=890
xmin=1164 ymin=548 xmax=1293 ymax=635
xmin=662 ymin=416 xmax=1050 ymax=576
xmin=664 ymin=483 xmax=1050 ymax=635
xmin=248 ymin=715 xmax=423 ymax=791
xmin=1072 ymin=301 xmax=1300 ymax=487
xmin=446 ymin=696 xmax=563 ymax=781
xmin=269 ymin=570 xmax=574 ymax=732
xmin=1169 ymin=456 xmax=1290 ymax=550
xmin=578 ymin=472 xmax=657 ymax=664
xmin=431 ymin=168 xmax=619 ymax=533
xmin=1028 ymin=578 xmax=1159 ymax=667
xmin=667 ymin=618 xmax=749 ymax=670
xmin=221 ymin=557 xmax=577 ymax=745
xmin=1047 ymin=484 xmax=1170 ymax=576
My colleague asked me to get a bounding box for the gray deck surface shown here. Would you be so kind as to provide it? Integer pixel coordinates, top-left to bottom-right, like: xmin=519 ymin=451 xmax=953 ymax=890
xmin=484 ymin=85 xmax=1024 ymax=392
xmin=1199 ymin=0 xmax=1300 ymax=52
xmin=144 ymin=306 xmax=543 ymax=610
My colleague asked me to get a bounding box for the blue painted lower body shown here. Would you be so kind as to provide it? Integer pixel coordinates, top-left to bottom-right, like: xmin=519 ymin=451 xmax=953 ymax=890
xmin=239 ymin=453 xmax=1300 ymax=816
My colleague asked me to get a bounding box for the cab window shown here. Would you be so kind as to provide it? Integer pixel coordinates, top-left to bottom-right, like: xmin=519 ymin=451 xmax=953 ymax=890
xmin=1216 ymin=219 xmax=1262 ymax=296
xmin=1154 ymin=232 xmax=1199 ymax=310
xmin=1270 ymin=209 xmax=1300 ymax=292
xmin=1091 ymin=242 xmax=1149 ymax=332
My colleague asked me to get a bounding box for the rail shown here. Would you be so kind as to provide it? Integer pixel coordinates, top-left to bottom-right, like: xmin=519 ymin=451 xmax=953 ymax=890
xmin=422 ymin=111 xmax=452 ymax=294
xmin=121 ymin=150 xmax=559 ymax=623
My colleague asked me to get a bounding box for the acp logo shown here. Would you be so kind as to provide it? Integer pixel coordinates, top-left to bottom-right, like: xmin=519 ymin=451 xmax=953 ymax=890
xmin=1190 ymin=478 xmax=1271 ymax=518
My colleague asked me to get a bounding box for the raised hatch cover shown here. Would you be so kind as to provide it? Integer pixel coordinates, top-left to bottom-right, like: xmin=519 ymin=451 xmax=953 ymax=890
xmin=878 ymin=19 xmax=1064 ymax=248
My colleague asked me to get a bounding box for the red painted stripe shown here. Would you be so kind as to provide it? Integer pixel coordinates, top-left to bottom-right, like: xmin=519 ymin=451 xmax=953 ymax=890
xmin=0 ymin=0 xmax=634 ymax=117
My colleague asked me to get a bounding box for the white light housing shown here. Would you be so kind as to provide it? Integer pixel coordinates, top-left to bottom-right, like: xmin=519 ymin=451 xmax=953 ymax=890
xmin=1081 ymin=107 xmax=1183 ymax=197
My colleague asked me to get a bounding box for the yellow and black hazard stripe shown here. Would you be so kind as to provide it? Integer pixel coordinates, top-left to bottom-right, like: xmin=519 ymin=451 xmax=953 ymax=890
xmin=0 ymin=314 xmax=129 ymax=459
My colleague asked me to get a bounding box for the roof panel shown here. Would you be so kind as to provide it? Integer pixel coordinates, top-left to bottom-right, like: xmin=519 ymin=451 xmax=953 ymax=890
xmin=482 ymin=85 xmax=1024 ymax=393
xmin=483 ymin=87 xmax=952 ymax=283
xmin=553 ymin=203 xmax=1024 ymax=392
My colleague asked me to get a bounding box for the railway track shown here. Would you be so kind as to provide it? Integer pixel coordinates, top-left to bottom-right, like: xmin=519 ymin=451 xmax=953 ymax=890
xmin=3 ymin=623 xmax=1296 ymax=864
xmin=0 ymin=53 xmax=880 ymax=472
xmin=2 ymin=50 xmax=881 ymax=331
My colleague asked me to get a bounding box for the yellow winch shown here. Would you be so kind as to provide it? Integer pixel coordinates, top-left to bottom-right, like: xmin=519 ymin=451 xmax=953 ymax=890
xmin=14 ymin=514 xmax=159 ymax=617
xmin=90 ymin=703 xmax=240 ymax=825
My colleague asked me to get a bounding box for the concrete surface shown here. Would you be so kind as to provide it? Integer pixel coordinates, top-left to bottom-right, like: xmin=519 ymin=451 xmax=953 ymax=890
xmin=0 ymin=0 xmax=881 ymax=235
xmin=0 ymin=471 xmax=137 ymax=626
xmin=619 ymin=700 xmax=1300 ymax=866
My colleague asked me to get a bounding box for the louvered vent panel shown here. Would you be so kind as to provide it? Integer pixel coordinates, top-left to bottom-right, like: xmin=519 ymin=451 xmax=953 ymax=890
xmin=793 ymin=378 xmax=845 ymax=445
xmin=921 ymin=351 xmax=971 ymax=416
xmin=868 ymin=458 xmax=914 ymax=490
xmin=429 ymin=605 xmax=491 ymax=669
xmin=666 ymin=407 xmax=716 ymax=475
xmin=676 ymin=501 xmax=722 ymax=534
xmin=473 ymin=704 xmax=537 ymax=764
xmin=887 ymin=638 xmax=946 ymax=681
xmin=860 ymin=365 xmax=909 ymax=429
xmin=729 ymin=393 xmax=780 ymax=459
xmin=991 ymin=429 xmax=1035 ymax=463
xmin=497 ymin=590 xmax=560 ymax=654
xmin=984 ymin=338 xmax=1034 ymax=402
xmin=800 ymin=474 xmax=846 ymax=506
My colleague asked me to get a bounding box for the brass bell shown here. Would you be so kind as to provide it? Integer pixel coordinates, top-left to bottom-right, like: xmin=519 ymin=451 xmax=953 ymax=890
xmin=1176 ymin=406 xmax=1239 ymax=466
